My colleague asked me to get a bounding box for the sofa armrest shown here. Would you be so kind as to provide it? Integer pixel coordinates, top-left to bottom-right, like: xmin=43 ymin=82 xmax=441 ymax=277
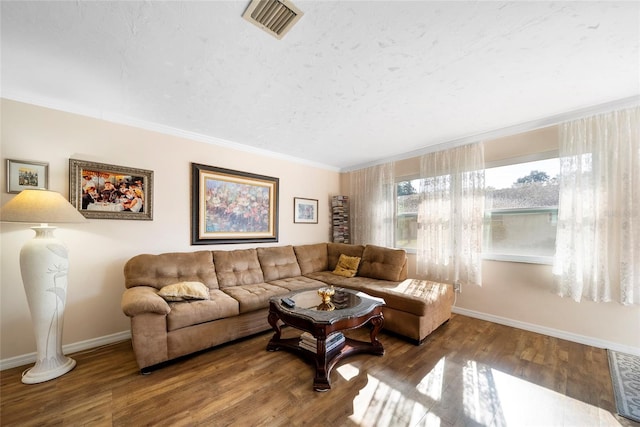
xmin=121 ymin=286 xmax=171 ymax=317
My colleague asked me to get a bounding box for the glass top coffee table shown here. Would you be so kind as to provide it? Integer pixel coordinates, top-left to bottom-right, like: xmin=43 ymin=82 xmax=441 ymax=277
xmin=266 ymin=287 xmax=385 ymax=391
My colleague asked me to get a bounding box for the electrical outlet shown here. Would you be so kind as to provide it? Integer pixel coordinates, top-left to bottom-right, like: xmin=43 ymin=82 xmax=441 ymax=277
xmin=453 ymin=282 xmax=461 ymax=293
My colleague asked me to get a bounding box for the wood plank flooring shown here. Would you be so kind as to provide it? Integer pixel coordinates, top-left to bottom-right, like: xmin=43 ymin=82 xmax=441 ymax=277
xmin=1 ymin=314 xmax=635 ymax=426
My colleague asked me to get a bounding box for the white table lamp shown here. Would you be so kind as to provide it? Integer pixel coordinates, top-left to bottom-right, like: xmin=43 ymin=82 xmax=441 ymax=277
xmin=1 ymin=189 xmax=87 ymax=384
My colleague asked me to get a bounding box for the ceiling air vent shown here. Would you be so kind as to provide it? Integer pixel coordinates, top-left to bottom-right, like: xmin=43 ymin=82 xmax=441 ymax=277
xmin=242 ymin=0 xmax=304 ymax=40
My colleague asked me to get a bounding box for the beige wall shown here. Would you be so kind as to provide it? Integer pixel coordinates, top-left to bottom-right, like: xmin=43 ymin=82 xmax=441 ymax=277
xmin=0 ymin=99 xmax=341 ymax=362
xmin=387 ymin=126 xmax=640 ymax=353
xmin=3 ymin=99 xmax=638 ymax=364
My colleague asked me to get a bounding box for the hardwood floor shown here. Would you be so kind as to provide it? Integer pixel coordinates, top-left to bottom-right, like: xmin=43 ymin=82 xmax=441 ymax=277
xmin=1 ymin=314 xmax=635 ymax=426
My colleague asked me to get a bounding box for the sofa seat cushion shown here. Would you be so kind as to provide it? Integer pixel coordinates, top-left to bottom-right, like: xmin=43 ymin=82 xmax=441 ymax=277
xmin=359 ymin=245 xmax=407 ymax=282
xmin=304 ymin=271 xmax=350 ymax=287
xmin=214 ymin=249 xmax=265 ymax=288
xmin=339 ymin=276 xmax=402 ymax=290
xmin=166 ymin=290 xmax=240 ymax=331
xmin=222 ymin=283 xmax=290 ymax=313
xmin=356 ymin=279 xmax=453 ymax=317
xmin=293 ymin=243 xmax=328 ymax=274
xmin=268 ymin=276 xmax=326 ymax=291
xmin=302 ymin=272 xmax=396 ymax=288
xmin=257 ymin=246 xmax=302 ymax=281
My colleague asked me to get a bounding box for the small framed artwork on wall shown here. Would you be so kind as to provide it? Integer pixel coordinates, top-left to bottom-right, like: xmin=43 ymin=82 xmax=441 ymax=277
xmin=6 ymin=159 xmax=49 ymax=193
xmin=294 ymin=197 xmax=318 ymax=224
xmin=69 ymin=159 xmax=154 ymax=220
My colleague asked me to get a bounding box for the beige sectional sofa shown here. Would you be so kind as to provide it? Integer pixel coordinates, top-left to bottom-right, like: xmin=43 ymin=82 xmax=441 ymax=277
xmin=121 ymin=242 xmax=454 ymax=372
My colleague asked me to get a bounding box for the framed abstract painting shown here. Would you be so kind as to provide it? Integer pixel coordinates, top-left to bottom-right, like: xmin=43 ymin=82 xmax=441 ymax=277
xmin=191 ymin=163 xmax=279 ymax=244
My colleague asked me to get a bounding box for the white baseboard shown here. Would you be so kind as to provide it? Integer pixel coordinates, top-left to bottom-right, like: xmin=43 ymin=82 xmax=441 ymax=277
xmin=452 ymin=307 xmax=640 ymax=357
xmin=3 ymin=310 xmax=638 ymax=371
xmin=0 ymin=330 xmax=131 ymax=371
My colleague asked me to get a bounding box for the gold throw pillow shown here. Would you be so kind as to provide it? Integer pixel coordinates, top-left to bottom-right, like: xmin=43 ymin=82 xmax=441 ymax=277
xmin=332 ymin=254 xmax=361 ymax=278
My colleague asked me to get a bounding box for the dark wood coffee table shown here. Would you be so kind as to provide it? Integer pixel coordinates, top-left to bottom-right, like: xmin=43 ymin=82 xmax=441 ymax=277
xmin=266 ymin=287 xmax=385 ymax=391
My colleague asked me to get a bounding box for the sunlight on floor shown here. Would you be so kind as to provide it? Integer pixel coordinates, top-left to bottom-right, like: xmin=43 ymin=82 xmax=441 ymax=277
xmin=338 ymin=364 xmax=436 ymax=427
xmin=336 ymin=358 xmax=621 ymax=427
xmin=416 ymin=357 xmax=445 ymax=401
xmin=349 ymin=373 xmax=432 ymax=427
xmin=463 ymin=362 xmax=621 ymax=426
xmin=461 ymin=359 xmax=623 ymax=426
xmin=462 ymin=360 xmax=500 ymax=425
xmin=337 ymin=363 xmax=360 ymax=381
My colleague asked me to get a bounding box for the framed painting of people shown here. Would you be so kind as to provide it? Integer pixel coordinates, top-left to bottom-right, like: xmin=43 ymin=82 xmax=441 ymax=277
xmin=6 ymin=159 xmax=49 ymax=193
xmin=191 ymin=163 xmax=279 ymax=244
xmin=69 ymin=159 xmax=153 ymax=220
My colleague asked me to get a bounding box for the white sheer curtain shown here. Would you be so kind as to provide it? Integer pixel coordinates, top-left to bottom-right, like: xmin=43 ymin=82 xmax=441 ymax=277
xmin=416 ymin=143 xmax=485 ymax=286
xmin=348 ymin=162 xmax=395 ymax=247
xmin=554 ymin=106 xmax=640 ymax=305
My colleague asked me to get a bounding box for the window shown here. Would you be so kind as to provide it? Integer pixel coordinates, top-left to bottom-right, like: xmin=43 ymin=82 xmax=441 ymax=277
xmin=395 ymin=156 xmax=560 ymax=262
xmin=484 ymin=156 xmax=559 ymax=264
xmin=395 ymin=178 xmax=420 ymax=251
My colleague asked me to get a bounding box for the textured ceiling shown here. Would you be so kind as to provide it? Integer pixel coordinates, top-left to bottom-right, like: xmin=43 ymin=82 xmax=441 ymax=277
xmin=2 ymin=1 xmax=639 ymax=170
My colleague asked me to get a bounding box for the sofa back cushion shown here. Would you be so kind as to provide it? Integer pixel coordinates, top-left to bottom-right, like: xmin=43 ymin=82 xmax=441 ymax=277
xmin=358 ymin=245 xmax=408 ymax=281
xmin=293 ymin=243 xmax=328 ymax=274
xmin=257 ymin=246 xmax=302 ymax=281
xmin=213 ymin=248 xmax=265 ymax=288
xmin=124 ymin=251 xmax=218 ymax=290
xmin=327 ymin=243 xmax=365 ymax=271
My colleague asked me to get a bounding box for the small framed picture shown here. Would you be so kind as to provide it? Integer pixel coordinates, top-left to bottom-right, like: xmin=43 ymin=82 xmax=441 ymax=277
xmin=6 ymin=159 xmax=49 ymax=193
xmin=294 ymin=197 xmax=318 ymax=224
xmin=69 ymin=159 xmax=153 ymax=220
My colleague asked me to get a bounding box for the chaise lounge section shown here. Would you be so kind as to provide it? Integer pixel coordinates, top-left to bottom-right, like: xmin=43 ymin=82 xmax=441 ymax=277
xmin=121 ymin=243 xmax=454 ymax=371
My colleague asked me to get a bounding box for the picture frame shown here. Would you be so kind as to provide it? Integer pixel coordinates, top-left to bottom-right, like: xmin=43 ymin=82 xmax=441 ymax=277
xmin=294 ymin=197 xmax=318 ymax=224
xmin=6 ymin=159 xmax=49 ymax=193
xmin=69 ymin=159 xmax=153 ymax=220
xmin=191 ymin=163 xmax=279 ymax=245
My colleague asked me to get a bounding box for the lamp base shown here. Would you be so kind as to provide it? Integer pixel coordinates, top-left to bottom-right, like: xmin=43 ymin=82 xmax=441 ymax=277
xmin=20 ymin=225 xmax=76 ymax=385
xmin=22 ymin=355 xmax=76 ymax=384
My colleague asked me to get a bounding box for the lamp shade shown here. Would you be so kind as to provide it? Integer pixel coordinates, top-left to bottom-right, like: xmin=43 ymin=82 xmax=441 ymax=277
xmin=1 ymin=189 xmax=87 ymax=224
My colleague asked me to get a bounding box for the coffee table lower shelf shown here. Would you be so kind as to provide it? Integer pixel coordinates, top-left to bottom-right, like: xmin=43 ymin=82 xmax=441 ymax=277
xmin=267 ymin=335 xmax=384 ymax=392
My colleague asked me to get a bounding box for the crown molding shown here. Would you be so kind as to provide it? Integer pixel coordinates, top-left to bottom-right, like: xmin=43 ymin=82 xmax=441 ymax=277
xmin=342 ymin=95 xmax=640 ymax=172
xmin=3 ymin=91 xmax=637 ymax=174
xmin=0 ymin=92 xmax=341 ymax=172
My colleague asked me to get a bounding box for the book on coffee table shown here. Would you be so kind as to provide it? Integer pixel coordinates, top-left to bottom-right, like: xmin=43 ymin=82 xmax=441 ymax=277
xmin=299 ymin=332 xmax=345 ymax=353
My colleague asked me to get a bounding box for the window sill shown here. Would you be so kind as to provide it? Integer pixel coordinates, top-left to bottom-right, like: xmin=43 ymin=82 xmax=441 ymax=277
xmin=398 ymin=251 xmax=553 ymax=265
xmin=482 ymin=254 xmax=554 ymax=265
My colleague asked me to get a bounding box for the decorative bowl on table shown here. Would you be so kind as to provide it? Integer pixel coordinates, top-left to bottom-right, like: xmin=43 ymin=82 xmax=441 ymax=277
xmin=317 ymin=286 xmax=335 ymax=311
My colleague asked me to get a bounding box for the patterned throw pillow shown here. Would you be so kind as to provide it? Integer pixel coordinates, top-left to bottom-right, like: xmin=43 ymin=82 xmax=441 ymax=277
xmin=158 ymin=281 xmax=211 ymax=302
xmin=332 ymin=254 xmax=361 ymax=278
